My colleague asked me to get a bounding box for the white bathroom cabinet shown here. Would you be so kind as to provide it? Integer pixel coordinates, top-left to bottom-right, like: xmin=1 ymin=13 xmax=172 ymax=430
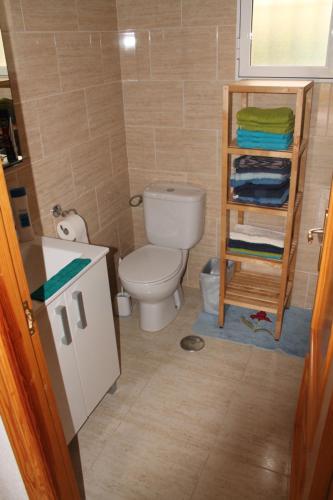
xmin=36 ymin=257 xmax=120 ymax=443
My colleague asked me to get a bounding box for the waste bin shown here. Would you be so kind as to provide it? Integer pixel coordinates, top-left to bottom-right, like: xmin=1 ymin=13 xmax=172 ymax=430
xmin=199 ymin=258 xmax=234 ymax=315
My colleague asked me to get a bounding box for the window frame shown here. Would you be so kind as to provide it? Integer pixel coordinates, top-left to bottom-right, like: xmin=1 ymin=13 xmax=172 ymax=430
xmin=237 ymin=0 xmax=333 ymax=80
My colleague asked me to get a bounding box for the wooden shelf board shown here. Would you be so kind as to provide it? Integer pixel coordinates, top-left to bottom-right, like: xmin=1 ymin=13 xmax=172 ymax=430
xmin=0 ymin=78 xmax=10 ymax=89
xmin=226 ymin=80 xmax=313 ymax=94
xmin=226 ymin=200 xmax=288 ymax=216
xmin=227 ymin=191 xmax=302 ymax=218
xmin=227 ymin=139 xmax=293 ymax=158
xmin=226 ymin=251 xmax=283 ymax=268
xmin=225 ymin=270 xmax=281 ymax=313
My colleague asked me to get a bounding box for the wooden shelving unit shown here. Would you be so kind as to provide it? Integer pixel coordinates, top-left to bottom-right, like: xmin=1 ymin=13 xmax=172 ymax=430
xmin=218 ymin=80 xmax=313 ymax=340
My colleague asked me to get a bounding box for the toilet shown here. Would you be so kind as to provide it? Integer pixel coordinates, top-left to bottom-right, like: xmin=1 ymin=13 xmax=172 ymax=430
xmin=119 ymin=182 xmax=206 ymax=332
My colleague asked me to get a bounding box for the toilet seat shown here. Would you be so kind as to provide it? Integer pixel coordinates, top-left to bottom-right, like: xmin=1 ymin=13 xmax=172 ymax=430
xmin=119 ymin=245 xmax=183 ymax=285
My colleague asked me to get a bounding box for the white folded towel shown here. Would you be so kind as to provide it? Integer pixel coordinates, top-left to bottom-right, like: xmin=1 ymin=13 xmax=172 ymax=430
xmin=230 ymin=224 xmax=285 ymax=248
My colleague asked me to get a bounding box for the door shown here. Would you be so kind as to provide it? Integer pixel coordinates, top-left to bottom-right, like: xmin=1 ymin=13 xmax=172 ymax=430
xmin=67 ymin=258 xmax=120 ymax=415
xmin=37 ymin=295 xmax=87 ymax=444
xmin=290 ymin=179 xmax=333 ymax=499
xmin=0 ymin=164 xmax=80 ymax=498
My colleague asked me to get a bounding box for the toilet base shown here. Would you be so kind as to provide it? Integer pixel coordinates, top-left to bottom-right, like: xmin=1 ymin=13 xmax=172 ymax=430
xmin=139 ymin=292 xmax=180 ymax=332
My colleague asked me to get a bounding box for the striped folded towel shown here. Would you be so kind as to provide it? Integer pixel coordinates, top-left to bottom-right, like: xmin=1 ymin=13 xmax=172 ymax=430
xmin=229 ymin=224 xmax=285 ymax=248
xmin=234 ymin=156 xmax=291 ymax=174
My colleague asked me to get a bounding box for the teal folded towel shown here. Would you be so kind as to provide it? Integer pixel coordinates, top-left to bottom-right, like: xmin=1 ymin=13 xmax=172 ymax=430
xmin=237 ymin=129 xmax=293 ymax=151
xmin=31 ymin=258 xmax=92 ymax=302
xmin=237 ymin=129 xmax=293 ymax=142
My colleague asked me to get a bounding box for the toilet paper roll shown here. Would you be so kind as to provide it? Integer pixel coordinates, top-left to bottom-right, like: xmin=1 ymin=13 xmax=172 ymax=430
xmin=56 ymin=214 xmax=89 ymax=243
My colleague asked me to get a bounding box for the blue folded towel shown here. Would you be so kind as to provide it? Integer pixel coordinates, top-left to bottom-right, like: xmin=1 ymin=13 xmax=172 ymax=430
xmin=237 ymin=129 xmax=293 ymax=151
xmin=231 ymin=177 xmax=289 ymax=187
xmin=233 ymin=190 xmax=289 ymax=207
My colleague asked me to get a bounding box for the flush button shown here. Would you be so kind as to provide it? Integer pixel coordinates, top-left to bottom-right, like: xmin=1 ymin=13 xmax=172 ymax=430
xmin=166 ymin=188 xmax=175 ymax=192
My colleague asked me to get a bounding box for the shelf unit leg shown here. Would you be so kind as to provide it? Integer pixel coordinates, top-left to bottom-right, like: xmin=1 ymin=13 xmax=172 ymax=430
xmin=275 ymin=305 xmax=285 ymax=340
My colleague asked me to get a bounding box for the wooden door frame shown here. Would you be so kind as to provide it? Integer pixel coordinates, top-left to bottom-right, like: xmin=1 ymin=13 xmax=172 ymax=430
xmin=0 ymin=164 xmax=80 ymax=499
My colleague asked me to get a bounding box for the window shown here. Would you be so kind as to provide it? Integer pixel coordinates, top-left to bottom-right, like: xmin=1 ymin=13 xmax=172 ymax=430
xmin=0 ymin=31 xmax=8 ymax=77
xmin=237 ymin=0 xmax=333 ymax=79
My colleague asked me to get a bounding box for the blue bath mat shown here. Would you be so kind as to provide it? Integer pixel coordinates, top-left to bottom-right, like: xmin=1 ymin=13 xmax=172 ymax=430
xmin=192 ymin=305 xmax=311 ymax=357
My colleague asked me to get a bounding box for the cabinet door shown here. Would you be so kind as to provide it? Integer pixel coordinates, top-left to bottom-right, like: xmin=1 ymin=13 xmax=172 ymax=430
xmin=37 ymin=295 xmax=87 ymax=443
xmin=67 ymin=258 xmax=120 ymax=415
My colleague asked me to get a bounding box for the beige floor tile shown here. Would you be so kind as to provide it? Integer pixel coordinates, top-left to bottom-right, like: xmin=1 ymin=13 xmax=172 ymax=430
xmin=215 ymin=382 xmax=297 ymax=475
xmin=86 ymin=415 xmax=208 ymax=500
xmin=74 ymin=287 xmax=301 ymax=499
xmin=191 ymin=449 xmax=289 ymax=500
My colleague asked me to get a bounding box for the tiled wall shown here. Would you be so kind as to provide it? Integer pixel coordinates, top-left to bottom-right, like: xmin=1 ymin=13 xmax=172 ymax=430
xmin=1 ymin=0 xmax=134 ymax=259
xmin=118 ymin=0 xmax=332 ymax=308
xmin=1 ymin=0 xmax=331 ymax=309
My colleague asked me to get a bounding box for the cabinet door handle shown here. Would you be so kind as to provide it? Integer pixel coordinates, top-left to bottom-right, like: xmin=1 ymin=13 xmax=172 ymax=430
xmin=55 ymin=305 xmax=72 ymax=345
xmin=72 ymin=291 xmax=87 ymax=330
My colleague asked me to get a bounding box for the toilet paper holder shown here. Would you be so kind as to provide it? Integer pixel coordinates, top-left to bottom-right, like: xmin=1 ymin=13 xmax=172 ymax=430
xmin=51 ymin=204 xmax=77 ymax=218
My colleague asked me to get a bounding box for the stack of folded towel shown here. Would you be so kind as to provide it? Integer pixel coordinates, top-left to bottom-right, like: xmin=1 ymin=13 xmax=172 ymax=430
xmin=231 ymin=155 xmax=291 ymax=207
xmin=236 ymin=107 xmax=294 ymax=151
xmin=228 ymin=224 xmax=285 ymax=261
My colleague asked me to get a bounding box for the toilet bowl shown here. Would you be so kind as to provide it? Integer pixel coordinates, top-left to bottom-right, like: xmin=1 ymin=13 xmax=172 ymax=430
xmin=119 ymin=245 xmax=188 ymax=332
xmin=119 ymin=181 xmax=206 ymax=332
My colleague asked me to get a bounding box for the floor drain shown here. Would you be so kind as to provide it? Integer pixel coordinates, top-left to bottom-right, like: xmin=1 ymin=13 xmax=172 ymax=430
xmin=180 ymin=335 xmax=205 ymax=352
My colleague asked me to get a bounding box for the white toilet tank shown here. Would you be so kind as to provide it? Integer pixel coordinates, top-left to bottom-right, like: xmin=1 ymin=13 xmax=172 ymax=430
xmin=143 ymin=182 xmax=206 ymax=250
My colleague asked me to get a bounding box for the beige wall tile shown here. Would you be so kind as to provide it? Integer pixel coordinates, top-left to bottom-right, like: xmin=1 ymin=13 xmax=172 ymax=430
xmin=91 ymin=219 xmax=119 ymax=250
xmin=0 ymin=0 xmax=24 ymax=32
xmin=306 ymin=137 xmax=333 ymax=187
xmin=77 ymin=0 xmax=117 ymax=31
xmin=20 ymin=0 xmax=78 ymax=31
xmin=96 ymin=171 xmax=130 ymax=228
xmin=33 ymin=214 xmax=56 ymax=238
xmin=155 ymin=128 xmax=217 ymax=174
xmin=185 ymin=252 xmax=209 ymax=288
xmin=126 ymin=127 xmax=155 ymax=170
xmin=290 ymin=271 xmax=308 ymax=308
xmin=38 ymin=90 xmax=89 ymax=156
xmin=74 ymin=189 xmax=100 ymax=238
xmin=101 ymin=33 xmax=122 ymax=82
xmin=16 ymin=164 xmax=40 ymax=222
xmin=56 ymin=33 xmax=103 ymax=92
xmin=70 ymin=135 xmax=112 ymax=198
xmin=182 ymin=0 xmax=237 ymax=26
xmin=123 ymin=81 xmax=183 ymax=127
xmin=8 ymin=33 xmax=61 ymax=101
xmin=184 ymin=81 xmax=222 ymax=129
xmin=119 ymin=31 xmax=151 ymax=81
xmin=85 ymin=82 xmax=124 ymax=138
xmin=187 ymin=173 xmax=221 ymax=218
xmin=295 ymin=239 xmax=320 ymax=273
xmin=117 ymin=0 xmax=181 ymax=30
xmin=218 ymin=25 xmax=236 ymax=81
xmin=305 ymin=273 xmax=318 ymax=309
xmin=150 ymin=28 xmax=217 ymax=81
xmin=310 ymin=83 xmax=330 ymax=136
xmin=190 ymin=216 xmax=218 ymax=257
xmin=110 ymin=127 xmax=128 ymax=175
xmin=30 ymin=152 xmax=76 ymax=219
xmin=14 ymin=100 xmax=43 ymax=163
xmin=129 ymin=168 xmax=187 ymax=196
xmin=131 ymin=207 xmax=148 ymax=248
xmin=326 ymin=84 xmax=333 ymax=136
xmin=117 ymin=207 xmax=135 ymax=256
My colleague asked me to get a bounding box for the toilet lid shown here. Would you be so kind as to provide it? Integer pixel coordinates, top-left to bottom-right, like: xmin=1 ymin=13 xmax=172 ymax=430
xmin=119 ymin=245 xmax=183 ymax=284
